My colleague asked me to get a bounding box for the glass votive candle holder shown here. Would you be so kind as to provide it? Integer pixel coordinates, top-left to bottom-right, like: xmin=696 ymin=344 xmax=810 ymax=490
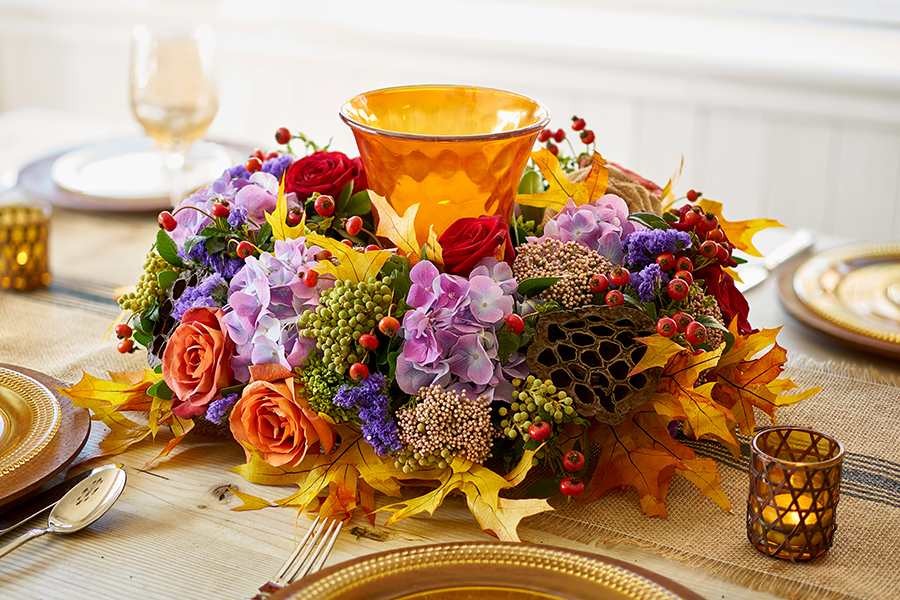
xmin=0 ymin=199 xmax=51 ymax=291
xmin=747 ymin=426 xmax=844 ymax=562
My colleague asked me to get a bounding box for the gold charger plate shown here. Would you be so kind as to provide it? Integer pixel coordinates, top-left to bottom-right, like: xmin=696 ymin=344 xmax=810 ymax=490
xmin=787 ymin=243 xmax=900 ymax=357
xmin=270 ymin=542 xmax=704 ymax=600
xmin=0 ymin=367 xmax=61 ymax=477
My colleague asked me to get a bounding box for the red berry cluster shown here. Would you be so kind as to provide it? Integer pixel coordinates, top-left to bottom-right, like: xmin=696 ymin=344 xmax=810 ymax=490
xmin=115 ymin=323 xmax=134 ymax=354
xmin=559 ymin=450 xmax=586 ymax=497
xmin=588 ymin=266 xmax=630 ymax=308
xmin=245 ymin=147 xmax=280 ymax=174
xmin=537 ymin=115 xmax=595 ymax=157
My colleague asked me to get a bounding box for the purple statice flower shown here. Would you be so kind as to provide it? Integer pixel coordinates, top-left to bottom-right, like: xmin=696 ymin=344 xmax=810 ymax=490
xmin=183 ymin=243 xmax=245 ymax=278
xmin=228 ymin=164 xmax=250 ymax=180
xmin=333 ymin=373 xmax=402 ymax=456
xmin=205 ymin=393 xmax=239 ymax=424
xmin=629 ymin=263 xmax=668 ymax=303
xmin=622 ymin=228 xmax=692 ymax=270
xmin=172 ymin=272 xmax=227 ymax=320
xmin=260 ymin=154 xmax=294 ymax=182
xmin=227 ymin=205 xmax=248 ymax=228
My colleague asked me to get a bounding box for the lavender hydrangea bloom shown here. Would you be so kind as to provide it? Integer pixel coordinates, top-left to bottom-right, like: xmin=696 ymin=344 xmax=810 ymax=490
xmin=464 ymin=275 xmax=512 ymax=326
xmin=630 ymin=263 xmax=669 ymax=302
xmin=469 ymin=257 xmax=517 ymax=295
xmin=205 ymin=393 xmax=238 ymax=424
xmin=260 ymin=154 xmax=293 ymax=182
xmin=622 ymin=228 xmax=692 ymax=270
xmin=333 ymin=373 xmax=402 ymax=456
xmin=538 ymin=195 xmax=636 ymax=264
xmin=172 ymin=272 xmax=227 ymax=320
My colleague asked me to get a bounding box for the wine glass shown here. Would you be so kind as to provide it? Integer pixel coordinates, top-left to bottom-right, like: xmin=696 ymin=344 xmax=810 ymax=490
xmin=130 ymin=23 xmax=218 ymax=208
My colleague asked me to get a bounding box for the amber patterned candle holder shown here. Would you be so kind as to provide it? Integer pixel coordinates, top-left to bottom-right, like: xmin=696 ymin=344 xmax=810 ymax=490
xmin=340 ymin=85 xmax=550 ymax=245
xmin=0 ymin=200 xmax=51 ymax=291
xmin=747 ymin=426 xmax=844 ymax=562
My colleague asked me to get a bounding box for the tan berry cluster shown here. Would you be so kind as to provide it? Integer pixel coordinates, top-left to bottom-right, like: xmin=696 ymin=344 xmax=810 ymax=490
xmin=513 ymin=238 xmax=610 ymax=308
xmin=394 ymin=385 xmax=497 ymax=472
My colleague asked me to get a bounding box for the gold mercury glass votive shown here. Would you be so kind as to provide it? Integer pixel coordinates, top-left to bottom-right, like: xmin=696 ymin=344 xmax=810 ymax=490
xmin=0 ymin=200 xmax=51 ymax=291
xmin=339 ymin=85 xmax=550 ymax=243
xmin=747 ymin=426 xmax=844 ymax=562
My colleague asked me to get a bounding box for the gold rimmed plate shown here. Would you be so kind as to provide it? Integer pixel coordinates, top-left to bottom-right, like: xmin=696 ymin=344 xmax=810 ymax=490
xmin=270 ymin=542 xmax=704 ymax=600
xmin=0 ymin=367 xmax=61 ymax=477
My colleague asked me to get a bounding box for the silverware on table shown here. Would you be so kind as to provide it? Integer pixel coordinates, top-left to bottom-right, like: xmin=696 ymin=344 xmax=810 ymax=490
xmin=0 ymin=466 xmax=126 ymax=559
xmin=252 ymin=516 xmax=342 ymax=600
xmin=0 ymin=464 xmax=121 ymax=536
xmin=735 ymin=229 xmax=815 ymax=293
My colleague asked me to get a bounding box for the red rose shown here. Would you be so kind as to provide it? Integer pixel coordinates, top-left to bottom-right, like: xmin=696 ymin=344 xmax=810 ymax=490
xmin=162 ymin=307 xmax=235 ymax=419
xmin=694 ymin=266 xmax=754 ymax=336
xmin=438 ymin=215 xmax=514 ymax=277
xmin=283 ymin=151 xmax=367 ymax=201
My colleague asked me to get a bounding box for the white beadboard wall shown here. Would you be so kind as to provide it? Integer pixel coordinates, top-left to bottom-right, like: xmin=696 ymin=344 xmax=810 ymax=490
xmin=1 ymin=0 xmax=899 ymax=240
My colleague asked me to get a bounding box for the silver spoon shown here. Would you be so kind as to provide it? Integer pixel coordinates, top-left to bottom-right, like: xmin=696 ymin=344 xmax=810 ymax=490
xmin=0 ymin=466 xmax=126 ymax=559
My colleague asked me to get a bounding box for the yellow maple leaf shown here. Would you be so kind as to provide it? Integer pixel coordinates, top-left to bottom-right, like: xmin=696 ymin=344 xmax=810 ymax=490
xmin=658 ymin=156 xmax=684 ymax=213
xmin=425 ymin=225 xmax=444 ymax=267
xmin=306 ymin=233 xmax=392 ymax=285
xmin=630 ymin=334 xmax=686 ymax=376
xmin=697 ymin=198 xmax=783 ymax=257
xmin=265 ymin=177 xmax=305 ymax=241
xmin=516 ymin=149 xmax=610 ymax=211
xmin=369 ymin=191 xmax=421 ymax=257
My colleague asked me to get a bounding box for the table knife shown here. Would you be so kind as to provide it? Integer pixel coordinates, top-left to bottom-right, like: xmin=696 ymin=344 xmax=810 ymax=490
xmin=735 ymin=229 xmax=815 ymax=293
xmin=0 ymin=464 xmax=120 ymax=535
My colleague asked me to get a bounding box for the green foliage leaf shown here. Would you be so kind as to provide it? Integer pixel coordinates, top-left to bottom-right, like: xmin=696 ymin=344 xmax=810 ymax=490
xmin=343 ymin=190 xmax=371 ymax=217
xmin=147 ymin=379 xmax=174 ymax=400
xmin=628 ymin=212 xmax=671 ymax=231
xmin=694 ymin=315 xmax=735 ymax=353
xmin=497 ymin=327 xmax=524 ymax=364
xmin=517 ymin=277 xmax=561 ymax=297
xmin=338 ymin=180 xmax=354 ymax=209
xmin=663 ymin=211 xmax=679 ymax=223
xmin=133 ymin=330 xmax=152 ymax=347
xmin=524 ymin=476 xmax=560 ymax=499
xmin=183 ymin=235 xmax=205 ymax=255
xmin=156 ymin=230 xmax=185 ymax=268
xmin=157 ymin=270 xmax=178 ymax=291
xmin=518 ymin=168 xmax=543 ymax=195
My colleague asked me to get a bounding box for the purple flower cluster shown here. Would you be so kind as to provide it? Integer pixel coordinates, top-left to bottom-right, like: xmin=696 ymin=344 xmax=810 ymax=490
xmin=623 ymin=228 xmax=692 ymax=270
xmin=538 ymin=195 xmax=636 ymax=264
xmin=629 ymin=263 xmax=668 ymax=302
xmin=395 ymin=257 xmax=524 ymax=401
xmin=222 ymin=237 xmax=327 ymax=382
xmin=333 ymin=373 xmax=401 ymax=456
xmin=205 ymin=393 xmax=239 ymax=424
xmin=260 ymin=154 xmax=293 ymax=182
xmin=172 ymin=272 xmax=228 ymax=320
xmin=182 ymin=242 xmax=245 ymax=279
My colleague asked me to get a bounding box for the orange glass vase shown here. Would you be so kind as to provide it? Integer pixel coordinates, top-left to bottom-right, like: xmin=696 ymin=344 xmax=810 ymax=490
xmin=340 ymin=85 xmax=550 ymax=243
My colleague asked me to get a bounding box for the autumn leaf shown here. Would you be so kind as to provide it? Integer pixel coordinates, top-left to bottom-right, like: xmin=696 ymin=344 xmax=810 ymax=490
xmin=369 ymin=191 xmax=421 ymax=256
xmin=658 ymin=156 xmax=684 ymax=213
xmin=516 ymin=149 xmax=610 ymax=211
xmin=306 ymin=233 xmax=392 ymax=284
xmin=230 ymin=487 xmax=277 ymax=511
xmin=697 ymin=198 xmax=783 ymax=257
xmin=265 ymin=177 xmax=305 ymax=241
xmin=425 ymin=225 xmax=444 ymax=267
xmin=630 ymin=334 xmax=685 ymax=376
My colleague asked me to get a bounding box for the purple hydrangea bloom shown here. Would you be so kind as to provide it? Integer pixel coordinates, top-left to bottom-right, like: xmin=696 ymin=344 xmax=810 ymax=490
xmin=630 ymin=263 xmax=669 ymax=302
xmin=172 ymin=272 xmax=227 ymax=320
xmin=260 ymin=154 xmax=294 ymax=182
xmin=622 ymin=228 xmax=693 ymax=270
xmin=205 ymin=393 xmax=239 ymax=424
xmin=538 ymin=195 xmax=637 ymax=263
xmin=333 ymin=373 xmax=402 ymax=456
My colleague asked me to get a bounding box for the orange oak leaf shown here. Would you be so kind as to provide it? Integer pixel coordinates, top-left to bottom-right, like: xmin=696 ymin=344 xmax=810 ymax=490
xmin=516 ymin=149 xmax=609 ymax=211
xmin=582 ymin=408 xmax=731 ymax=517
xmin=265 ymin=176 xmax=305 ymax=241
xmin=697 ymin=198 xmax=783 ymax=257
xmin=306 ymin=232 xmax=392 ymax=285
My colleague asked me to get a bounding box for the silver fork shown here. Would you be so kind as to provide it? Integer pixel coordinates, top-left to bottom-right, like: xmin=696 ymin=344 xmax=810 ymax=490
xmin=251 ymin=516 xmax=343 ymax=599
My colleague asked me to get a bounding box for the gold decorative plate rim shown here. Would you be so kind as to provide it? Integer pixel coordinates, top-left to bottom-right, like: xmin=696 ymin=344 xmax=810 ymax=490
xmin=273 ymin=542 xmax=702 ymax=600
xmin=793 ymin=242 xmax=900 ymax=345
xmin=0 ymin=366 xmax=61 ymax=477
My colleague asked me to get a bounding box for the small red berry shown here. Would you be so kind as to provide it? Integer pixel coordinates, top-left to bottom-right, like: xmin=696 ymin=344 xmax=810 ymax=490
xmin=699 ymin=240 xmax=719 ymax=259
xmin=236 ymin=240 xmax=254 ymax=258
xmin=314 ymin=195 xmax=335 ymax=217
xmin=302 ymin=270 xmax=319 ymax=287
xmin=605 ymin=290 xmax=624 ymax=307
xmin=212 ymin=202 xmax=230 ymax=219
xmin=657 ymin=317 xmax=677 ymax=337
xmin=115 ymin=323 xmax=133 ymax=338
xmin=547 ymin=143 xmax=559 ymax=156
xmin=656 ymin=252 xmax=676 ymax=271
xmin=563 ymin=450 xmax=585 ymax=472
xmin=667 ymin=278 xmax=689 ymax=301
xmin=317 ymin=249 xmax=332 ymax=261
xmin=715 ymin=244 xmax=730 ymax=264
xmin=553 ymin=128 xmax=566 ymax=143
xmin=287 ymin=209 xmax=303 ymax=226
xmin=537 ymin=128 xmax=552 ymax=143
xmin=505 ymin=314 xmax=525 ymax=335
xmin=579 ymin=129 xmax=595 ymax=145
xmin=698 ymin=212 xmax=719 ymax=232
xmin=672 ymin=312 xmax=693 ymax=333
xmin=158 ymin=211 xmax=177 ymax=232
xmin=359 ymin=333 xmax=379 ymax=350
xmin=589 ymin=273 xmax=609 ymax=294
xmin=275 ymin=127 xmax=291 ymax=145
xmin=346 ymin=215 xmax=363 ymax=236
xmin=340 ymin=239 xmax=353 ymax=247
xmin=364 ymin=244 xmax=380 ymax=252
xmin=674 ymin=256 xmax=693 ymax=272
xmin=245 ymin=157 xmax=262 ymax=173
xmin=379 ymin=315 xmax=400 ymax=337
xmin=264 ymin=151 xmax=279 ymax=161
xmin=686 ymin=189 xmax=700 ymax=202
xmin=685 ymin=321 xmax=708 ymax=345
xmin=675 ymin=270 xmax=693 ymax=285
xmin=559 ymin=476 xmax=584 ymax=497
xmin=683 ymin=207 xmax=702 ymax=227
xmin=117 ymin=339 xmax=134 ymax=354
xmin=708 ymin=227 xmax=724 ymax=242
xmin=609 ymin=266 xmax=630 ymax=287
xmin=252 ymin=148 xmax=265 ymax=161
xmin=528 ymin=421 xmax=551 ymax=442
xmin=571 ymin=116 xmax=586 ymax=131
xmin=349 ymin=362 xmax=369 ymax=381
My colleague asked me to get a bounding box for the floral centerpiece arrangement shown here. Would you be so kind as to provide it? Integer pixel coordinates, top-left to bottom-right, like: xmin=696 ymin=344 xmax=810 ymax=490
xmin=63 ymin=112 xmax=819 ymax=541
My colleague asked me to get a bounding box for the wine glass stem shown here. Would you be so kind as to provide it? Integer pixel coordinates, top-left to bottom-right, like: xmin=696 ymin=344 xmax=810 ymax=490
xmin=164 ymin=147 xmax=187 ymax=209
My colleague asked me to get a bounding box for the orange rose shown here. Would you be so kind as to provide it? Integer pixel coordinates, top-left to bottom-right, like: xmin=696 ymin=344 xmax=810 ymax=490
xmin=163 ymin=307 xmax=235 ymax=419
xmin=229 ymin=363 xmax=336 ymax=466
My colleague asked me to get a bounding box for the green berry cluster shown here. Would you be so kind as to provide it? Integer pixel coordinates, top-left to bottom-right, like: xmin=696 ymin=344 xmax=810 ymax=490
xmin=298 ymin=277 xmax=394 ymax=375
xmin=118 ymin=253 xmax=170 ymax=313
xmin=297 ymin=352 xmax=355 ymax=423
xmin=393 ymin=446 xmax=451 ymax=473
xmin=498 ymin=376 xmax=577 ymax=464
